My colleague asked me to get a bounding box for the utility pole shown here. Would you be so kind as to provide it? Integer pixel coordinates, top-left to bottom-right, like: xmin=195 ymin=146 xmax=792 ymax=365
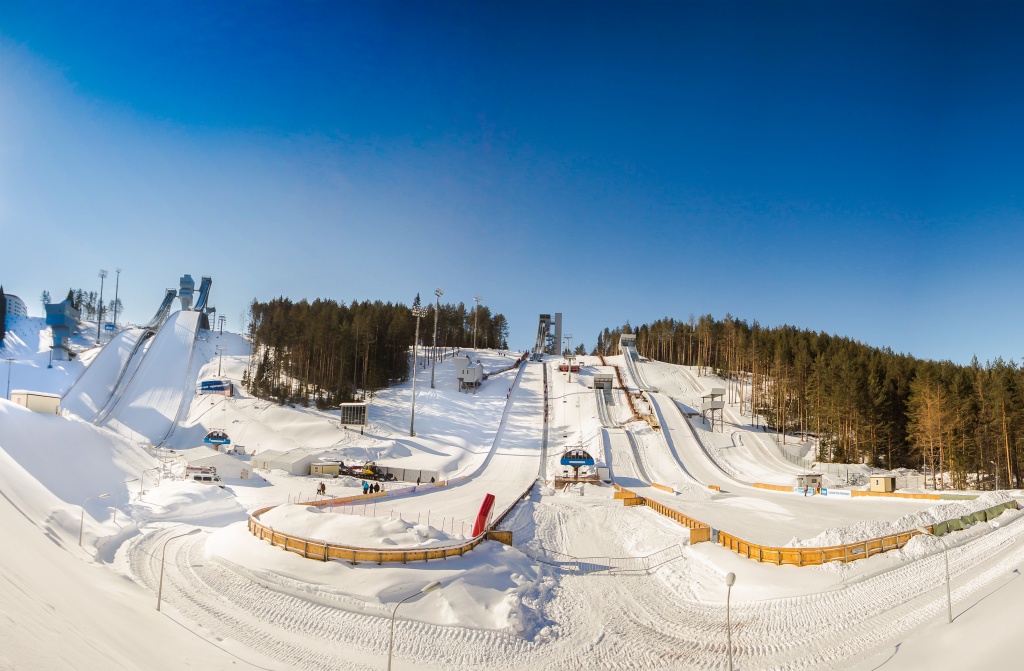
xmin=430 ymin=288 xmax=443 ymax=389
xmin=473 ymin=294 xmax=483 ymax=350
xmin=216 ymin=346 xmax=226 ymax=377
xmin=5 ymin=358 xmax=14 ymax=399
xmin=410 ymin=306 xmax=429 ymax=436
xmin=113 ymin=268 xmax=121 ymax=329
xmin=97 ymin=269 xmax=108 ymax=344
xmin=218 ymin=315 xmax=226 ymax=335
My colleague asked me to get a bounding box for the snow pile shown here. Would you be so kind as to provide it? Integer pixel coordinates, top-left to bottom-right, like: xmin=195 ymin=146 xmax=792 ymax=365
xmin=786 ymin=492 xmax=1015 ymax=547
xmin=258 ymin=503 xmax=466 ymax=548
xmin=133 ymin=480 xmax=248 ymax=525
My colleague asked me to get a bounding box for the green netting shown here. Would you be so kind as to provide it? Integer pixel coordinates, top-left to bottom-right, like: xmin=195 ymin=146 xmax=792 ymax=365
xmin=947 ymin=519 xmax=964 ymax=532
xmin=961 ymin=514 xmax=974 ymax=527
xmin=934 ymin=520 xmax=949 ymax=536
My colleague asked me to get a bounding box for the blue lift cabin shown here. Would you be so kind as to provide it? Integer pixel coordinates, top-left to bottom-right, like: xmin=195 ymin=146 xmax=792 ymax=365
xmin=204 ymin=429 xmax=231 ymax=447
xmin=560 ymin=448 xmax=595 ymax=480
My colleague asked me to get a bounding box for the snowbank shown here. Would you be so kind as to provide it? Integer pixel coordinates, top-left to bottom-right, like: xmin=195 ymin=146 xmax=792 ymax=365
xmin=258 ymin=502 xmax=467 ymax=548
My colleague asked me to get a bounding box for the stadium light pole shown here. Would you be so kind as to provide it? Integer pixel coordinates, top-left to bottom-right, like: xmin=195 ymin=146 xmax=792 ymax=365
xmin=473 ymin=294 xmax=482 ymax=350
xmin=79 ymin=492 xmax=111 ymax=546
xmin=430 ymin=288 xmax=443 ymax=389
xmin=113 ymin=268 xmax=121 ymax=329
xmin=725 ymin=572 xmax=736 ymax=671
xmin=387 ymin=581 xmax=441 ymax=671
xmin=916 ymin=527 xmax=953 ymax=624
xmin=157 ymin=528 xmax=202 ymax=611
xmin=97 ymin=269 xmax=108 ymax=345
xmin=5 ymin=358 xmax=13 ymax=399
xmin=410 ymin=306 xmax=429 ymax=436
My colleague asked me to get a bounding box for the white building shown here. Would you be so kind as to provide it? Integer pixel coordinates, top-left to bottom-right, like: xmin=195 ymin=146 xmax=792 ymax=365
xmin=250 ymin=449 xmax=320 ymax=476
xmin=176 ymin=446 xmax=249 ymax=479
xmin=4 ymin=294 xmax=27 ymax=318
xmin=9 ymin=390 xmax=60 ymax=414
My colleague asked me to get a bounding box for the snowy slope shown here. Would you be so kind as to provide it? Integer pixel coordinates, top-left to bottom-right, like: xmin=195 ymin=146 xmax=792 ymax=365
xmin=61 ymin=327 xmax=148 ymax=420
xmin=99 ymin=310 xmax=200 ymax=444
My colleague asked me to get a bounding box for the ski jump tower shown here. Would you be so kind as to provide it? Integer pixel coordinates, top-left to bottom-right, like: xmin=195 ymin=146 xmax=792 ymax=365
xmin=533 ymin=313 xmax=562 ymax=360
xmin=179 ymin=274 xmax=215 ymax=330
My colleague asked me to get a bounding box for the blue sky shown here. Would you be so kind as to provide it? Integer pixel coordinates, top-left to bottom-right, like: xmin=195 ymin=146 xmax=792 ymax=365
xmin=1 ymin=1 xmax=1023 ymax=364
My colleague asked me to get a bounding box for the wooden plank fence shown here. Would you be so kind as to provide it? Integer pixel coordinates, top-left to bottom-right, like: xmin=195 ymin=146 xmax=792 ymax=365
xmin=248 ymin=480 xmax=536 ymax=564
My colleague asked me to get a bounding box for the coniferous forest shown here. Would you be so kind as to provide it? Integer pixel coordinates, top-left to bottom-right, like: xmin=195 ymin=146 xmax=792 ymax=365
xmin=595 ymin=315 xmax=1024 ymax=490
xmin=243 ymin=296 xmax=508 ymax=409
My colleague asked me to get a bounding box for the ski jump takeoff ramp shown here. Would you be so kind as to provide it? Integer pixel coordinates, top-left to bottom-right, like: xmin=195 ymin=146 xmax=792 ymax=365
xmin=98 ymin=310 xmax=202 ymax=445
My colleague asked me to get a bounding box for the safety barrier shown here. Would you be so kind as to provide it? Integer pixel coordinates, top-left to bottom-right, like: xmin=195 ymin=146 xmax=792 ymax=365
xmin=754 ymin=482 xmax=945 ymax=501
xmin=708 ymin=484 xmax=721 ymax=492
xmin=613 ymin=484 xmax=712 ymax=545
xmin=851 ymin=490 xmax=941 ymax=501
xmin=717 ymin=528 xmax=925 ymax=566
xmin=248 ymin=480 xmax=538 ymax=564
xmin=651 ymin=482 xmax=674 ymax=493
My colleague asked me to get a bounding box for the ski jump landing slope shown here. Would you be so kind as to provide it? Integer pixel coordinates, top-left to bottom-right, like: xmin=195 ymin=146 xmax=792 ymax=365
xmin=343 ymin=360 xmax=546 ymax=528
xmin=60 ymin=328 xmax=147 ymax=421
xmin=98 ymin=311 xmax=201 ymax=445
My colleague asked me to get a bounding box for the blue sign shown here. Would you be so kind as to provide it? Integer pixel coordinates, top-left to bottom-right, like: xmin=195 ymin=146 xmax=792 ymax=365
xmin=104 ymin=324 xmax=115 ymax=331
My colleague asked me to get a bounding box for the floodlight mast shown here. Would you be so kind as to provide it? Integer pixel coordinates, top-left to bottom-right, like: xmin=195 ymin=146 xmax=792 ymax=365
xmin=410 ymin=306 xmax=429 ymax=436
xmin=430 ymin=288 xmax=443 ymax=389
xmin=97 ymin=269 xmax=108 ymax=344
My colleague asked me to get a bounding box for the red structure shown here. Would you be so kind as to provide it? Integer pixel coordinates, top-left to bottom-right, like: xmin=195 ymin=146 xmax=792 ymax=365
xmin=472 ymin=493 xmax=496 ymax=536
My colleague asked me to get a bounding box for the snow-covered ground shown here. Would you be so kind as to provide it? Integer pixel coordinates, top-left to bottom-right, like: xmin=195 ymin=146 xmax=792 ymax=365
xmin=4 ymin=311 xmax=1024 ymax=670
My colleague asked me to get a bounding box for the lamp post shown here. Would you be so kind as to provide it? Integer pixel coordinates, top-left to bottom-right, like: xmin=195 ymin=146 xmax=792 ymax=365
xmin=97 ymin=269 xmax=108 ymax=344
xmin=430 ymin=288 xmax=443 ymax=389
xmin=473 ymin=294 xmax=482 ymax=350
xmin=5 ymin=358 xmax=13 ymax=399
xmin=410 ymin=306 xmax=429 ymax=436
xmin=725 ymin=572 xmax=736 ymax=671
xmin=157 ymin=528 xmax=202 ymax=611
xmin=79 ymin=493 xmax=111 ymax=546
xmin=916 ymin=527 xmax=953 ymax=624
xmin=216 ymin=346 xmax=226 ymax=377
xmin=387 ymin=581 xmax=441 ymax=671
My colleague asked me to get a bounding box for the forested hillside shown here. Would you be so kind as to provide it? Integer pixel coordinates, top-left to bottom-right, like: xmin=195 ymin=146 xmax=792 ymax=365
xmin=244 ymin=296 xmax=508 ymax=408
xmin=596 ymin=316 xmax=1023 ymax=490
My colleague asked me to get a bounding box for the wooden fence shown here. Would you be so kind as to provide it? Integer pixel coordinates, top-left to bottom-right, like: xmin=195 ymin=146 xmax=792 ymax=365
xmin=248 ymin=480 xmax=537 ymax=564
xmin=613 ymin=484 xmax=712 ymax=545
xmin=753 ymin=482 xmax=943 ymax=501
xmin=717 ymin=528 xmax=927 ymax=566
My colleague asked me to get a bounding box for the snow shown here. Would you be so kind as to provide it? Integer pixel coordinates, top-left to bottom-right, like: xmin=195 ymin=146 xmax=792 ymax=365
xmin=4 ymin=312 xmax=1024 ymax=670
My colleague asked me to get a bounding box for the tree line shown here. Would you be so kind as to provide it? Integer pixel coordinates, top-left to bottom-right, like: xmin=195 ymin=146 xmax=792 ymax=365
xmin=243 ymin=295 xmax=509 ymax=408
xmin=52 ymin=288 xmax=124 ymax=323
xmin=595 ymin=315 xmax=1023 ymax=490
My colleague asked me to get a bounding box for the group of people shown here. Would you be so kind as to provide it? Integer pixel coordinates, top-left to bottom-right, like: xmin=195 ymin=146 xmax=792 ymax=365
xmin=362 ymin=480 xmax=381 ymax=495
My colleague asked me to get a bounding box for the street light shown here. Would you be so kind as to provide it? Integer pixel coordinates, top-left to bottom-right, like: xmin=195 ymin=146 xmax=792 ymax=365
xmin=725 ymin=572 xmax=736 ymax=671
xmin=430 ymin=288 xmax=443 ymax=389
xmin=79 ymin=493 xmax=111 ymax=546
xmin=473 ymin=294 xmax=483 ymax=350
xmin=387 ymin=581 xmax=441 ymax=671
xmin=216 ymin=346 xmax=226 ymax=377
xmin=157 ymin=528 xmax=202 ymax=611
xmin=410 ymin=306 xmax=429 ymax=436
xmin=5 ymin=358 xmax=13 ymax=399
xmin=916 ymin=527 xmax=953 ymax=624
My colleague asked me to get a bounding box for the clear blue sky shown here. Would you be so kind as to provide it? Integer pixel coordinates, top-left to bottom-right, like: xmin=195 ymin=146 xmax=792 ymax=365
xmin=2 ymin=1 xmax=1023 ymax=364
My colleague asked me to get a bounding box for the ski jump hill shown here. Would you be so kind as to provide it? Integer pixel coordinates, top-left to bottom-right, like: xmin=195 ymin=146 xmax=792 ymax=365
xmin=61 ymin=277 xmax=212 ymax=446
